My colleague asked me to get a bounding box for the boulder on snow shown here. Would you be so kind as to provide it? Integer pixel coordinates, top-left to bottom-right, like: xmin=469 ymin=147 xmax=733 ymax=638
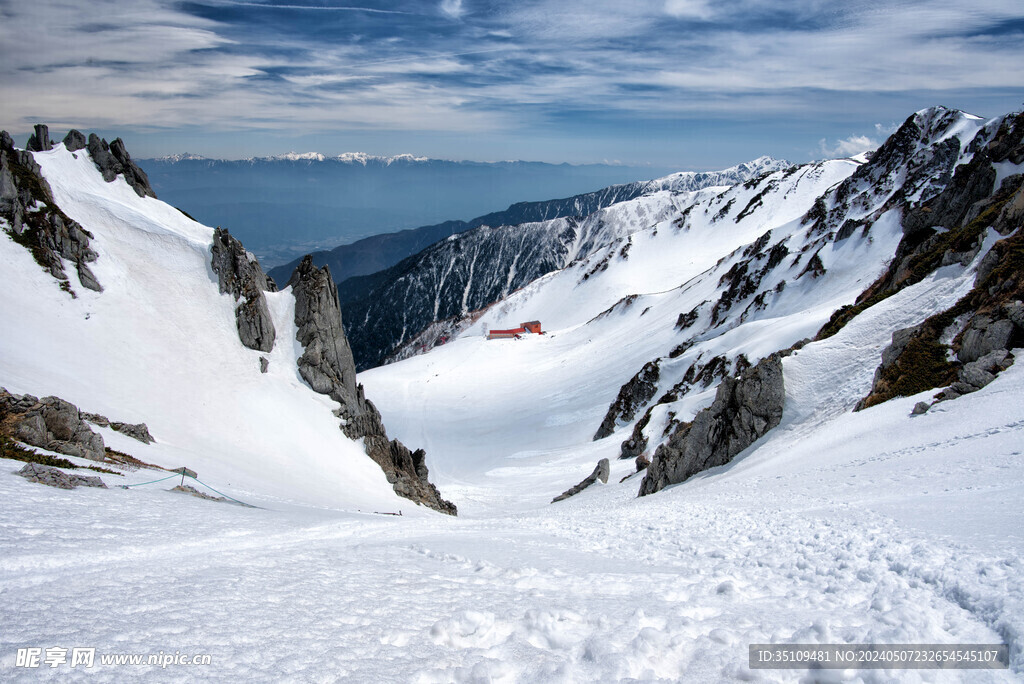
xmin=110 ymin=421 xmax=155 ymax=444
xmin=15 ymin=462 xmax=106 ymax=490
xmin=958 ymin=314 xmax=1017 ymax=364
xmin=911 ymin=401 xmax=931 ymax=415
xmin=552 ymin=459 xmax=610 ymax=503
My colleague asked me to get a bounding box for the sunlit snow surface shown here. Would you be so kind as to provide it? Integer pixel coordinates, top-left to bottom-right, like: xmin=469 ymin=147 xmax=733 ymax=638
xmin=1 ymin=139 xmax=1023 ymax=681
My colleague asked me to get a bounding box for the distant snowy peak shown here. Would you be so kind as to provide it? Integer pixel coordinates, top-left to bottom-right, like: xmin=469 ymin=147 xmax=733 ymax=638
xmin=645 ymin=156 xmax=791 ymax=194
xmin=334 ymin=152 xmax=430 ymax=165
xmin=248 ymin=152 xmax=431 ymax=165
xmin=153 ymin=152 xmax=208 ymax=163
xmin=266 ymin=151 xmax=327 ymax=162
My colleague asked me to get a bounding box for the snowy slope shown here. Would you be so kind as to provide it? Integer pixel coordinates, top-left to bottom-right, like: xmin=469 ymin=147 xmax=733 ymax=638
xmin=0 ymin=142 xmax=408 ymax=513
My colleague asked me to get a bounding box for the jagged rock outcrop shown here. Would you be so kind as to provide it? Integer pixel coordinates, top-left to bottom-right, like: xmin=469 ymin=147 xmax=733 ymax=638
xmin=288 ymin=255 xmax=358 ymax=405
xmin=2 ymin=388 xmax=158 ymax=462
xmin=86 ymin=133 xmax=156 ymax=198
xmin=552 ymin=459 xmax=610 ymax=503
xmin=63 ymin=129 xmax=87 ymax=152
xmin=211 ymin=227 xmax=277 ymax=353
xmin=26 ymin=124 xmax=52 ymax=152
xmin=594 ymin=361 xmax=660 ymax=440
xmin=639 ymin=354 xmax=785 ymax=496
xmin=0 ymin=130 xmax=102 ymax=293
xmin=1 ymin=389 xmax=107 ymax=461
xmin=15 ymin=462 xmax=107 ymax=490
xmin=936 ymin=349 xmax=1016 ymax=400
xmin=287 ymin=256 xmax=457 ymax=515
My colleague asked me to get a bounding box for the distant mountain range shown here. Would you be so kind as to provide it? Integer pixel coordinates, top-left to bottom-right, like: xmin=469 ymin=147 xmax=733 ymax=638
xmin=138 ymin=154 xmax=678 ymax=266
xmin=310 ymin=157 xmax=791 ymax=370
xmin=266 ymin=156 xmax=787 ymax=289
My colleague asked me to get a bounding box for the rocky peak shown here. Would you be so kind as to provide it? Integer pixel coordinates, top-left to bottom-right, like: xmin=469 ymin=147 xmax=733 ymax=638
xmin=63 ymin=129 xmax=87 ymax=152
xmin=288 ymin=255 xmax=360 ymax=408
xmin=210 ymin=227 xmax=277 ymax=353
xmin=86 ymin=133 xmax=156 ymax=198
xmin=26 ymin=124 xmax=52 ymax=152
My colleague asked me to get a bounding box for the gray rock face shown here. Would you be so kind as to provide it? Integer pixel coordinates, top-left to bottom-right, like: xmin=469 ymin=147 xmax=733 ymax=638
xmin=640 ymin=354 xmax=785 ymax=496
xmin=211 ymin=227 xmax=277 ymax=353
xmin=288 ymin=255 xmax=358 ymax=406
xmin=594 ymin=361 xmax=660 ymax=440
xmin=552 ymin=459 xmax=610 ymax=503
xmin=287 ymin=255 xmax=457 ymax=515
xmin=110 ymin=421 xmax=154 ymax=444
xmin=82 ymin=412 xmax=110 ymax=427
xmin=15 ymin=463 xmax=107 ymax=490
xmin=902 ymin=148 xmax=997 ymax=237
xmin=0 ymin=130 xmax=102 ymax=293
xmin=86 ymin=133 xmax=156 ymax=198
xmin=911 ymin=401 xmax=931 ymax=415
xmin=63 ymin=129 xmax=87 ymax=152
xmin=958 ymin=315 xmax=1017 ymax=363
xmin=260 ymin=357 xmax=269 ymax=374
xmin=1 ymin=390 xmax=107 ymax=461
xmin=960 ymin=349 xmax=1013 ymax=390
xmin=26 ymin=124 xmax=52 ymax=152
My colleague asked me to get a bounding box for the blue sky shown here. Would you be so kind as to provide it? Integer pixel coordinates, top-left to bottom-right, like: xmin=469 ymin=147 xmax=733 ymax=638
xmin=1 ymin=0 xmax=1022 ymax=168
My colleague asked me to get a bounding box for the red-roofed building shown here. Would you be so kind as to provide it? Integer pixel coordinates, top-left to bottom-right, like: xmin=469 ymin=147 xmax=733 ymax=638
xmin=487 ymin=321 xmax=543 ymax=340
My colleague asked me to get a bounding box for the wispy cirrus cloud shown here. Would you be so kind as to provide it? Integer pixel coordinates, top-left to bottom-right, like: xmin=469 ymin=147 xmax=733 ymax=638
xmin=1 ymin=0 xmax=1021 ymax=164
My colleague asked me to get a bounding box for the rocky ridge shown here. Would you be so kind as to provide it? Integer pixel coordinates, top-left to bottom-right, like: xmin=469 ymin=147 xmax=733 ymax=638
xmin=576 ymin=106 xmax=1018 ymax=496
xmin=1 ymin=127 xmax=102 ymax=294
xmin=85 ymin=133 xmax=156 ymax=198
xmin=288 ymin=256 xmax=457 ymax=515
xmin=812 ymin=112 xmax=1024 ymax=412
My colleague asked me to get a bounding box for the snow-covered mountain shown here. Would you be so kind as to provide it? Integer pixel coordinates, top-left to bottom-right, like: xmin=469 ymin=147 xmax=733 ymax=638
xmin=0 ymin=126 xmax=454 ymax=515
xmin=266 ymin=155 xmax=787 ymax=295
xmin=337 ymin=157 xmax=790 ymax=369
xmin=363 ymin=106 xmax=1024 ymax=493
